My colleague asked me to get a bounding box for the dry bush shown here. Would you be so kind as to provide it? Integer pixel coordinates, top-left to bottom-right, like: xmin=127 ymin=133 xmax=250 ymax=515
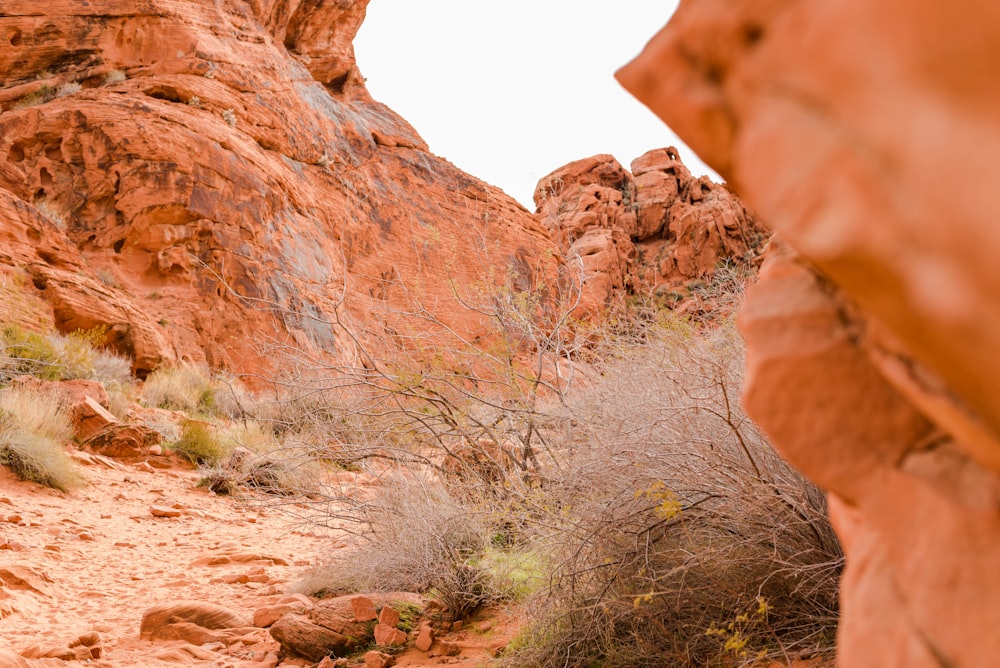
xmin=198 ymin=421 xmax=320 ymax=496
xmin=0 ymin=324 xmax=134 ymax=387
xmin=498 ymin=317 xmax=842 ymax=667
xmin=142 ymin=364 xmax=217 ymax=413
xmin=293 ymin=476 xmax=523 ymax=620
xmin=0 ymin=388 xmax=81 ymax=490
xmin=1 ymin=324 xmax=62 ymax=380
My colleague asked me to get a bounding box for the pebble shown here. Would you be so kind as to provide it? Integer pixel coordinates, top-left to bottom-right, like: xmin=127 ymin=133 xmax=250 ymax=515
xmin=150 ymin=505 xmax=182 ymax=518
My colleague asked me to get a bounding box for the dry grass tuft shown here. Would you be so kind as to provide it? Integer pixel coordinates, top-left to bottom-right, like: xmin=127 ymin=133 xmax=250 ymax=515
xmin=0 ymin=389 xmax=82 ymax=490
xmin=141 ymin=365 xmax=217 ymax=413
xmin=173 ymin=419 xmax=229 ymax=465
xmin=293 ymin=477 xmax=520 ymax=620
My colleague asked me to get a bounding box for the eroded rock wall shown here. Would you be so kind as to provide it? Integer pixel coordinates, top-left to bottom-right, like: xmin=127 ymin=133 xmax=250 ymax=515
xmin=618 ymin=1 xmax=1000 ymax=665
xmin=534 ymin=148 xmax=765 ymax=318
xmin=0 ymin=0 xmax=554 ymax=375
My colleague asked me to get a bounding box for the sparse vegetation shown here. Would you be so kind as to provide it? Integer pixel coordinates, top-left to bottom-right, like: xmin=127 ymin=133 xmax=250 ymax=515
xmin=141 ymin=364 xmax=217 ymax=413
xmin=55 ymin=82 xmax=82 ymax=97
xmin=0 ymin=324 xmax=131 ymax=386
xmin=0 ymin=388 xmax=81 ymax=490
xmin=221 ymin=108 xmax=236 ymax=127
xmin=104 ymin=69 xmax=127 ymax=84
xmin=294 ymin=478 xmax=523 ymax=619
xmin=260 ymin=253 xmax=840 ymax=666
xmin=95 ymin=269 xmax=119 ymax=288
xmin=11 ymin=85 xmax=54 ymax=109
xmin=33 ymin=199 xmax=67 ymax=228
xmin=173 ymin=419 xmax=228 ymax=465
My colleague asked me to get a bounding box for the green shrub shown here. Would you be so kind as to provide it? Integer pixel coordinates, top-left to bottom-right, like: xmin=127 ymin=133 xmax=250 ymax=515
xmin=0 ymin=389 xmax=81 ymax=490
xmin=173 ymin=419 xmax=229 ymax=465
xmin=1 ymin=324 xmax=62 ymax=380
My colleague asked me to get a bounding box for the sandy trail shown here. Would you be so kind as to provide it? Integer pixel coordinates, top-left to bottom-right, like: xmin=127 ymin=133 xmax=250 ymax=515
xmin=0 ymin=454 xmax=327 ymax=667
xmin=0 ymin=453 xmax=516 ymax=668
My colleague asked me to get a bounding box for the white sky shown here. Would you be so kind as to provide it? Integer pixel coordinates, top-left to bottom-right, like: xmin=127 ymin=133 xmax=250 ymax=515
xmin=354 ymin=1 xmax=716 ymax=210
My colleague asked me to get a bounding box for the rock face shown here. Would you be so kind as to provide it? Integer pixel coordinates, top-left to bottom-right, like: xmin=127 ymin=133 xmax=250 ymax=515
xmin=618 ymin=2 xmax=1000 ymax=666
xmin=268 ymin=593 xmax=422 ymax=662
xmin=0 ymin=0 xmax=554 ymax=376
xmin=534 ymin=148 xmax=764 ymax=317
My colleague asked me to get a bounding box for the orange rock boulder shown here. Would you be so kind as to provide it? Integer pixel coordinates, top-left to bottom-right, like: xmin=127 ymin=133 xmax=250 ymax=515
xmin=618 ymin=1 xmax=1000 ymax=666
xmin=534 ymin=148 xmax=764 ymax=317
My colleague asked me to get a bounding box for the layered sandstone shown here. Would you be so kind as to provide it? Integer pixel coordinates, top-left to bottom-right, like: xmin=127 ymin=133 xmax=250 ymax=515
xmin=618 ymin=1 xmax=1000 ymax=666
xmin=0 ymin=0 xmax=553 ymax=375
xmin=534 ymin=148 xmax=765 ymax=318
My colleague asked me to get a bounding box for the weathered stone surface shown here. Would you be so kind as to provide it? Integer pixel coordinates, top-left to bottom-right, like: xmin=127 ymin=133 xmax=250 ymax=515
xmin=253 ymin=601 xmax=310 ymax=628
xmin=0 ymin=566 xmax=53 ymax=598
xmin=535 ymin=150 xmax=764 ymax=318
xmin=350 ymin=595 xmax=377 ymax=622
xmin=414 ymin=622 xmax=434 ymax=652
xmin=70 ymin=395 xmax=119 ymax=441
xmin=618 ymin=4 xmax=1000 ymax=665
xmin=363 ymin=651 xmax=393 ymax=668
xmin=373 ymin=622 xmax=406 ymax=646
xmin=269 ymin=613 xmax=355 ymax=663
xmin=269 ymin=593 xmax=421 ymax=661
xmin=377 ymin=605 xmax=400 ymax=628
xmin=139 ymin=600 xmax=250 ymax=642
xmin=0 ymin=0 xmax=557 ymax=377
xmin=82 ymin=423 xmax=162 ymax=460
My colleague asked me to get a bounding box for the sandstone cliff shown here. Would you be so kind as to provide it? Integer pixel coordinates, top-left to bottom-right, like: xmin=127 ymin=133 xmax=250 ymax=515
xmin=618 ymin=2 xmax=1000 ymax=666
xmin=0 ymin=0 xmax=553 ymax=376
xmin=535 ymin=147 xmax=765 ymax=318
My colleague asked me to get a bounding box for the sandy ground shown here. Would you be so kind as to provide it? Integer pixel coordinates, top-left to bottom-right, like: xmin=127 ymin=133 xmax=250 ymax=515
xmin=0 ymin=452 xmax=517 ymax=668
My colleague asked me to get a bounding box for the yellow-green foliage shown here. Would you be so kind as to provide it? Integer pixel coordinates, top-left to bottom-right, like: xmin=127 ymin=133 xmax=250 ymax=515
xmin=141 ymin=365 xmax=217 ymax=413
xmin=0 ymin=324 xmax=133 ymax=385
xmin=174 ymin=419 xmax=229 ymax=465
xmin=0 ymin=389 xmax=81 ymax=490
xmin=1 ymin=324 xmax=61 ymax=380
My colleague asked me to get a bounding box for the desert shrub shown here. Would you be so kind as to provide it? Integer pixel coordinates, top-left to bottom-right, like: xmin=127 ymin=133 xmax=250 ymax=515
xmin=173 ymin=419 xmax=229 ymax=465
xmin=142 ymin=364 xmax=217 ymax=413
xmin=0 ymin=389 xmax=81 ymax=490
xmin=293 ymin=477 xmax=527 ymax=619
xmin=1 ymin=325 xmax=62 ymax=380
xmin=197 ymin=421 xmax=316 ymax=495
xmin=0 ymin=324 xmax=133 ymax=386
xmin=497 ymin=317 xmax=842 ymax=667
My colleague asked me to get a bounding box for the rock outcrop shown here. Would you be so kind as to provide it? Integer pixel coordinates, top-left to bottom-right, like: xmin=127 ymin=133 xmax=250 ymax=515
xmin=268 ymin=593 xmax=422 ymax=662
xmin=0 ymin=0 xmax=554 ymax=376
xmin=535 ymin=148 xmax=764 ymax=317
xmin=618 ymin=2 xmax=1000 ymax=666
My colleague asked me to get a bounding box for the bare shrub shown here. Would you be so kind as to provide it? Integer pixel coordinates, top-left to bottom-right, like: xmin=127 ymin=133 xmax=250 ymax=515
xmin=198 ymin=421 xmax=319 ymax=496
xmin=0 ymin=389 xmax=81 ymax=490
xmin=293 ymin=476 xmax=520 ymax=619
xmin=499 ymin=316 xmax=842 ymax=667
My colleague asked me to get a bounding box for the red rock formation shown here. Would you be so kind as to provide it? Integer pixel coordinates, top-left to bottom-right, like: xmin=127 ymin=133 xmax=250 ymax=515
xmin=618 ymin=2 xmax=1000 ymax=666
xmin=535 ymin=148 xmax=764 ymax=317
xmin=0 ymin=1 xmax=554 ymax=375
